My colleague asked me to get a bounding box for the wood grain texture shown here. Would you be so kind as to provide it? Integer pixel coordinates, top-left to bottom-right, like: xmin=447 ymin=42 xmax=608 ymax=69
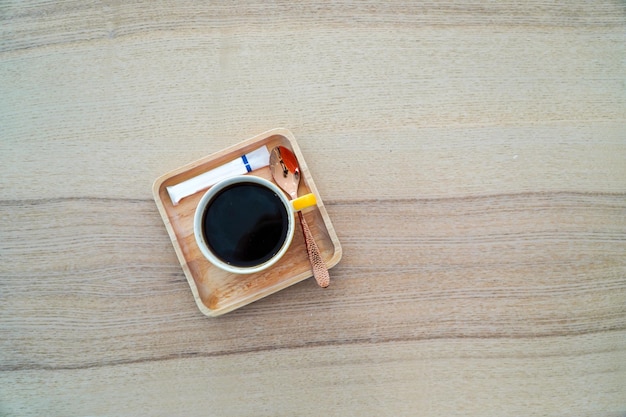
xmin=1 ymin=1 xmax=625 ymax=416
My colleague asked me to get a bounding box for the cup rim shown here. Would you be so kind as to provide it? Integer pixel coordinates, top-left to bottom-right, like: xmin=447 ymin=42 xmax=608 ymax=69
xmin=193 ymin=175 xmax=295 ymax=274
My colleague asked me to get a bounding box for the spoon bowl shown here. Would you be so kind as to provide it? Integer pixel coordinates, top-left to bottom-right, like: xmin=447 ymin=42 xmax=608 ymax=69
xmin=270 ymin=146 xmax=300 ymax=200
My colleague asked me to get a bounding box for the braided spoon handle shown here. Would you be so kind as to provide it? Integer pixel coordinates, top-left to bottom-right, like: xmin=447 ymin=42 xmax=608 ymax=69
xmin=298 ymin=211 xmax=330 ymax=288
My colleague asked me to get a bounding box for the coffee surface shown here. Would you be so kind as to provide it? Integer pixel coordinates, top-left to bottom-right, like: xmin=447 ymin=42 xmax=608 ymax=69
xmin=202 ymin=183 xmax=289 ymax=268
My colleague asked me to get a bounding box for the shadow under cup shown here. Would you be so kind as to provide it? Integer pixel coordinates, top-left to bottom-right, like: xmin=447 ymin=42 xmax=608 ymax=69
xmin=194 ymin=177 xmax=294 ymax=274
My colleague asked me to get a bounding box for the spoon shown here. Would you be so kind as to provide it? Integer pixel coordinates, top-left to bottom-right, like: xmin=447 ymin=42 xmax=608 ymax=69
xmin=270 ymin=146 xmax=330 ymax=288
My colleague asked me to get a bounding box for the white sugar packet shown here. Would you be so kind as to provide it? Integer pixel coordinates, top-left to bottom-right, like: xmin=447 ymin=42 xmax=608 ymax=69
xmin=166 ymin=146 xmax=270 ymax=205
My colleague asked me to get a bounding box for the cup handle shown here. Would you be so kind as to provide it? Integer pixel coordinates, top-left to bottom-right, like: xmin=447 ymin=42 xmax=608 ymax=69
xmin=292 ymin=193 xmax=317 ymax=211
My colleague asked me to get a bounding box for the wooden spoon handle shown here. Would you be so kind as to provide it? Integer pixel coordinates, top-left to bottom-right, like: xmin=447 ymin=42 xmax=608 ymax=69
xmin=298 ymin=211 xmax=330 ymax=288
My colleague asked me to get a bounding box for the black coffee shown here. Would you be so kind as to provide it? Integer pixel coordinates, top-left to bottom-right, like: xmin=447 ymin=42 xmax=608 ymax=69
xmin=202 ymin=182 xmax=289 ymax=268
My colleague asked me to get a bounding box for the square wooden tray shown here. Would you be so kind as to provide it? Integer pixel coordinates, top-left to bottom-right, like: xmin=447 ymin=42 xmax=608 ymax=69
xmin=153 ymin=128 xmax=342 ymax=316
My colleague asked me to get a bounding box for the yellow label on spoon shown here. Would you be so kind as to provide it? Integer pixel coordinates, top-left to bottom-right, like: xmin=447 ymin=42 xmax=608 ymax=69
xmin=292 ymin=193 xmax=317 ymax=211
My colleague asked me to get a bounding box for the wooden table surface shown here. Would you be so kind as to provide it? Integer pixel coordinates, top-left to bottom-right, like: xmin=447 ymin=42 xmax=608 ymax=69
xmin=1 ymin=2 xmax=625 ymax=416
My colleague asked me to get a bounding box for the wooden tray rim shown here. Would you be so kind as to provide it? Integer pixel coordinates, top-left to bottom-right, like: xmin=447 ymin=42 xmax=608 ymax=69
xmin=152 ymin=128 xmax=342 ymax=316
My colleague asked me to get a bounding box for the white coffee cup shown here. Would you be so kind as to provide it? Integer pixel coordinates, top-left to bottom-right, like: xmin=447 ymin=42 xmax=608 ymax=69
xmin=194 ymin=176 xmax=316 ymax=274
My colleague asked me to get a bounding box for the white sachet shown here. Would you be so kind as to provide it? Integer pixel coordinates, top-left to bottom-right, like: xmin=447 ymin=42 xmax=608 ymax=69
xmin=166 ymin=146 xmax=270 ymax=205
